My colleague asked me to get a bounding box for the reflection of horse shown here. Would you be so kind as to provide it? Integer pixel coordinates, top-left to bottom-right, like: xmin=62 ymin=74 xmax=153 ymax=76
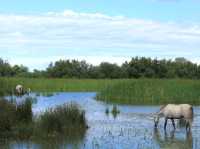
xmin=153 ymin=128 xmax=193 ymax=149
xmin=154 ymin=104 xmax=193 ymax=131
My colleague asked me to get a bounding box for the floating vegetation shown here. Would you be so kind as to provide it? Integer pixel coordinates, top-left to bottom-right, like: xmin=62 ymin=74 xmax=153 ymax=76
xmin=111 ymin=105 xmax=120 ymax=118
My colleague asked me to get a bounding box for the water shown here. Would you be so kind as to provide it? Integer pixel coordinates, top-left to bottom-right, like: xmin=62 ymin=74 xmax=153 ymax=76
xmin=3 ymin=92 xmax=200 ymax=149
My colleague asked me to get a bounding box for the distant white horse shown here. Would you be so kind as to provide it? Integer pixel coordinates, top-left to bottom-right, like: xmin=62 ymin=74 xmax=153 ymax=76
xmin=154 ymin=104 xmax=193 ymax=131
xmin=16 ymin=84 xmax=23 ymax=95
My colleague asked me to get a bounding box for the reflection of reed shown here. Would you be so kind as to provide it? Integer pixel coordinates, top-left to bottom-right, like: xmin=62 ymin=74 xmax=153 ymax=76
xmin=153 ymin=128 xmax=193 ymax=149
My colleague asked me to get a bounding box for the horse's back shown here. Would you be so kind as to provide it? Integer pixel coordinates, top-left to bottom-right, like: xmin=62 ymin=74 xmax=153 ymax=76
xmin=161 ymin=104 xmax=193 ymax=119
xmin=16 ymin=84 xmax=23 ymax=90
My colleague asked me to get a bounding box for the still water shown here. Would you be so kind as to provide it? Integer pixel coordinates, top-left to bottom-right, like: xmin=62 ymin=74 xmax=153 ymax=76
xmin=2 ymin=92 xmax=200 ymax=149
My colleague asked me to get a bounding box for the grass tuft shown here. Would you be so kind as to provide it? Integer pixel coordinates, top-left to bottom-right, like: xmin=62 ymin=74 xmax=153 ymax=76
xmin=37 ymin=103 xmax=87 ymax=138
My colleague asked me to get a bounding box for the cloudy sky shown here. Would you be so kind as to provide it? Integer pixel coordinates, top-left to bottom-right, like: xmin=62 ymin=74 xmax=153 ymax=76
xmin=1 ymin=0 xmax=200 ymax=70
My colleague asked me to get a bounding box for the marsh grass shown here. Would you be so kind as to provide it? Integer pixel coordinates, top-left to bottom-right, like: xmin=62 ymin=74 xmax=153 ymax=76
xmin=0 ymin=98 xmax=33 ymax=139
xmin=36 ymin=103 xmax=87 ymax=138
xmin=0 ymin=98 xmax=87 ymax=140
xmin=2 ymin=77 xmax=200 ymax=105
xmin=105 ymin=107 xmax=109 ymax=115
xmin=96 ymin=79 xmax=200 ymax=105
xmin=0 ymin=77 xmax=115 ymax=94
xmin=111 ymin=105 xmax=120 ymax=118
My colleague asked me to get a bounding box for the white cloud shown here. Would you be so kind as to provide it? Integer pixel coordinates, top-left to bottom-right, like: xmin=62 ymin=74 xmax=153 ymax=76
xmin=0 ymin=10 xmax=200 ymax=70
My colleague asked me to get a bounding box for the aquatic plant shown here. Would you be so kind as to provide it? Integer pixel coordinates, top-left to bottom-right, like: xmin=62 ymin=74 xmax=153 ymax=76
xmin=16 ymin=98 xmax=33 ymax=124
xmin=36 ymin=102 xmax=88 ymax=138
xmin=0 ymin=98 xmax=33 ymax=138
xmin=2 ymin=77 xmax=200 ymax=104
xmin=0 ymin=98 xmax=87 ymax=140
xmin=96 ymin=79 xmax=200 ymax=105
xmin=111 ymin=105 xmax=120 ymax=118
xmin=105 ymin=107 xmax=109 ymax=115
xmin=0 ymin=99 xmax=16 ymax=133
xmin=0 ymin=77 xmax=115 ymax=93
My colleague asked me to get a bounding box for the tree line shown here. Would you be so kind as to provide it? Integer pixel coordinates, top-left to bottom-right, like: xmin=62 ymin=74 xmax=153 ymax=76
xmin=1 ymin=57 xmax=200 ymax=79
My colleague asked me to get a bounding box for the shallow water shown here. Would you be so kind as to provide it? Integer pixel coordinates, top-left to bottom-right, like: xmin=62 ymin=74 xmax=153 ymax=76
xmin=3 ymin=92 xmax=200 ymax=149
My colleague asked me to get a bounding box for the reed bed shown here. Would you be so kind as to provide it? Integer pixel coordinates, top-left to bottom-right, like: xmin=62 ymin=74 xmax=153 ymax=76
xmin=1 ymin=77 xmax=200 ymax=104
xmin=36 ymin=102 xmax=87 ymax=138
xmin=0 ymin=77 xmax=117 ymax=95
xmin=96 ymin=79 xmax=200 ymax=105
xmin=0 ymin=98 xmax=87 ymax=140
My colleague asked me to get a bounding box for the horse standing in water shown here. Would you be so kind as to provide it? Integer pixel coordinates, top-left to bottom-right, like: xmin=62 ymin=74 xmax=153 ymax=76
xmin=15 ymin=85 xmax=31 ymax=96
xmin=154 ymin=104 xmax=193 ymax=131
xmin=16 ymin=84 xmax=23 ymax=95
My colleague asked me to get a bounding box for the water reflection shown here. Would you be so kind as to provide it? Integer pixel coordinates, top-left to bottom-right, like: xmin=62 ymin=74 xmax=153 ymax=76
xmin=153 ymin=128 xmax=193 ymax=149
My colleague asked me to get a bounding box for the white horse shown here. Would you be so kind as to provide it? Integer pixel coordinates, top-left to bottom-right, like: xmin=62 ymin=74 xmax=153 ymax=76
xmin=154 ymin=104 xmax=193 ymax=131
xmin=15 ymin=85 xmax=31 ymax=95
xmin=16 ymin=84 xmax=23 ymax=95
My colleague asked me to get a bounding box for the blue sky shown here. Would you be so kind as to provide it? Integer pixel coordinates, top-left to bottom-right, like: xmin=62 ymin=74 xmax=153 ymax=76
xmin=0 ymin=0 xmax=200 ymax=70
xmin=1 ymin=0 xmax=200 ymax=22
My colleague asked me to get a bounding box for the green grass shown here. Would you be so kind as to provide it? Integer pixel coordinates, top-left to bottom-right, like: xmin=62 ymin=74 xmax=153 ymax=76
xmin=0 ymin=98 xmax=87 ymax=140
xmin=0 ymin=77 xmax=118 ymax=95
xmin=1 ymin=77 xmax=200 ymax=105
xmin=36 ymin=102 xmax=87 ymax=138
xmin=96 ymin=79 xmax=200 ymax=105
xmin=0 ymin=98 xmax=33 ymax=139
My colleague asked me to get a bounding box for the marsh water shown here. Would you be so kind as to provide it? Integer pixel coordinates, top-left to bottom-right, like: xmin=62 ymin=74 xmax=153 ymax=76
xmin=2 ymin=92 xmax=200 ymax=149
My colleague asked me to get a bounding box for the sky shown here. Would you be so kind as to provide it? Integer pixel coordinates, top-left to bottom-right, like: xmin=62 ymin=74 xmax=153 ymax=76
xmin=1 ymin=0 xmax=200 ymax=70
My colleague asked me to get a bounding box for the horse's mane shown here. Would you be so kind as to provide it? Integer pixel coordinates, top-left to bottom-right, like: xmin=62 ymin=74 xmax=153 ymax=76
xmin=160 ymin=105 xmax=167 ymax=111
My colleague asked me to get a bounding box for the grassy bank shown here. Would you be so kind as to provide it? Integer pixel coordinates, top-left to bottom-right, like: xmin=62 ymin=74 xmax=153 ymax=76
xmin=96 ymin=79 xmax=200 ymax=105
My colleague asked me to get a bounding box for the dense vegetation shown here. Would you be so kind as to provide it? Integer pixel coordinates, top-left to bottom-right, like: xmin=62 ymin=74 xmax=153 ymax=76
xmin=1 ymin=57 xmax=200 ymax=79
xmin=1 ymin=77 xmax=200 ymax=105
xmin=37 ymin=103 xmax=87 ymax=138
xmin=0 ymin=98 xmax=33 ymax=138
xmin=96 ymin=79 xmax=200 ymax=105
xmin=0 ymin=77 xmax=114 ymax=96
xmin=0 ymin=98 xmax=87 ymax=139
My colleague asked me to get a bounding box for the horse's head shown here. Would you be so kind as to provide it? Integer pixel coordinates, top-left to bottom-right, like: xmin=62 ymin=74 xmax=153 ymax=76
xmin=154 ymin=115 xmax=160 ymax=128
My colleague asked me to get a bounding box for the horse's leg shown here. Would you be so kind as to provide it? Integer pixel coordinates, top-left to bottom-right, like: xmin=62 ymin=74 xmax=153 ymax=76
xmin=186 ymin=121 xmax=189 ymax=131
xmin=187 ymin=119 xmax=192 ymax=132
xmin=171 ymin=118 xmax=176 ymax=130
xmin=189 ymin=120 xmax=192 ymax=132
xmin=164 ymin=118 xmax=168 ymax=130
